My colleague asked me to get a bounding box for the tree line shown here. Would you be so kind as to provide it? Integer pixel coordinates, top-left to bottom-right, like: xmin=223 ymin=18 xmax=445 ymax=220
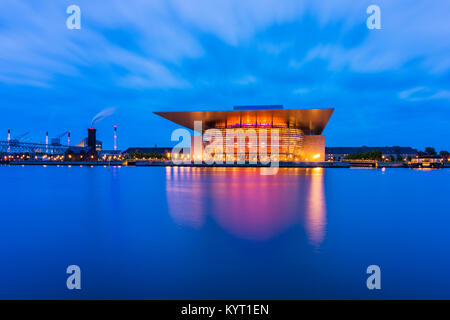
xmin=344 ymin=147 xmax=449 ymax=161
xmin=124 ymin=152 xmax=168 ymax=160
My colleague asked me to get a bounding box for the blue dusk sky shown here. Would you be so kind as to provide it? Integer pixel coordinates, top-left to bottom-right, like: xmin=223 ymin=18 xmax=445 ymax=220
xmin=0 ymin=0 xmax=449 ymax=151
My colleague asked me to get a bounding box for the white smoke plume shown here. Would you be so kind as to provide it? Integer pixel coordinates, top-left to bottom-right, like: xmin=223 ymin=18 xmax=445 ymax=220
xmin=91 ymin=107 xmax=116 ymax=127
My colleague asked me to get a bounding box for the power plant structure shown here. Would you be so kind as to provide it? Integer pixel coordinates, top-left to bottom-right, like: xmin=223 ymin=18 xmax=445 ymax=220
xmin=65 ymin=128 xmax=103 ymax=161
xmin=75 ymin=127 xmax=103 ymax=151
xmin=7 ymin=129 xmax=10 ymax=153
xmin=1 ymin=126 xmax=121 ymax=163
xmin=1 ymin=129 xmax=66 ymax=156
xmin=114 ymin=125 xmax=118 ymax=151
xmin=66 ymin=126 xmax=124 ymax=161
xmin=50 ymin=131 xmax=70 ymax=146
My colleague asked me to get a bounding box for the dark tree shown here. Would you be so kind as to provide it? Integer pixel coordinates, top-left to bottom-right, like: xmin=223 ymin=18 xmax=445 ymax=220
xmin=425 ymin=147 xmax=437 ymax=155
xmin=345 ymin=150 xmax=382 ymax=160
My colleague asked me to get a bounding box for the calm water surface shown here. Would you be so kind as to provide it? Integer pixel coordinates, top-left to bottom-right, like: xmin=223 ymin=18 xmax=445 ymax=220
xmin=1 ymin=166 xmax=449 ymax=299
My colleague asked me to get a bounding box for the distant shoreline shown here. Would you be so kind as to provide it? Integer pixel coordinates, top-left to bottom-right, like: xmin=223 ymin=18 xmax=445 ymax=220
xmin=2 ymin=160 xmax=449 ymax=169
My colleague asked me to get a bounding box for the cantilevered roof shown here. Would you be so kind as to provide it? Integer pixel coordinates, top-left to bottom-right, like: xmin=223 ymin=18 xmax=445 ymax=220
xmin=154 ymin=108 xmax=334 ymax=135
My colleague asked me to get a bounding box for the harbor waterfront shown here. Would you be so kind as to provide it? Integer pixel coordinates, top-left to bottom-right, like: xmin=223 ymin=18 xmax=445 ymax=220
xmin=1 ymin=165 xmax=450 ymax=299
xmin=3 ymin=160 xmax=450 ymax=168
xmin=3 ymin=107 xmax=449 ymax=169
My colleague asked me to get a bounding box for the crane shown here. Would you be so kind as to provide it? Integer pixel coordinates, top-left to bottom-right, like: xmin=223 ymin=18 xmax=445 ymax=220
xmin=9 ymin=132 xmax=30 ymax=145
xmin=13 ymin=132 xmax=30 ymax=141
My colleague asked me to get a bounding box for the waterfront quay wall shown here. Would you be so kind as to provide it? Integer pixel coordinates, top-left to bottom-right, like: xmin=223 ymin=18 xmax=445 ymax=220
xmin=2 ymin=159 xmax=349 ymax=168
xmin=1 ymin=160 xmax=123 ymax=166
xmin=3 ymin=160 xmax=449 ymax=168
xmin=124 ymin=160 xmax=350 ymax=168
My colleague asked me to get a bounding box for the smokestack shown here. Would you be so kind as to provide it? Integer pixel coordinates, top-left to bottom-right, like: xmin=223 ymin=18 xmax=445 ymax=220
xmin=7 ymin=129 xmax=10 ymax=141
xmin=68 ymin=131 xmax=71 ymax=146
xmin=87 ymin=128 xmax=96 ymax=149
xmin=114 ymin=125 xmax=117 ymax=150
xmin=46 ymin=131 xmax=49 ymax=153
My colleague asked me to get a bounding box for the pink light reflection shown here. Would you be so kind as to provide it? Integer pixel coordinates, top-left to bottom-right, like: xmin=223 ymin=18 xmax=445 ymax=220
xmin=305 ymin=168 xmax=327 ymax=247
xmin=165 ymin=167 xmax=327 ymax=244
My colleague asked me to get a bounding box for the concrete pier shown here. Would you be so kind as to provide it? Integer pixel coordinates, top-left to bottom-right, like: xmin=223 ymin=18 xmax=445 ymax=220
xmin=124 ymin=160 xmax=350 ymax=168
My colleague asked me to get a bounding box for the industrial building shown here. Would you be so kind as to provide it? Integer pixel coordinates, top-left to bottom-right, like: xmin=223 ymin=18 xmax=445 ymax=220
xmin=76 ymin=128 xmax=103 ymax=151
xmin=154 ymin=105 xmax=334 ymax=162
xmin=325 ymin=146 xmax=419 ymax=161
xmin=65 ymin=128 xmax=99 ymax=161
xmin=1 ymin=125 xmax=123 ymax=163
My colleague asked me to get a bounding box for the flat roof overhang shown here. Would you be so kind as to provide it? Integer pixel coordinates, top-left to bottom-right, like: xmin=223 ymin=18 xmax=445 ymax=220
xmin=154 ymin=108 xmax=334 ymax=135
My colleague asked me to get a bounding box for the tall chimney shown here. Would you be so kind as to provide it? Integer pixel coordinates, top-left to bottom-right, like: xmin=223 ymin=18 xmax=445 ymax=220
xmin=114 ymin=125 xmax=117 ymax=150
xmin=68 ymin=131 xmax=71 ymax=146
xmin=46 ymin=131 xmax=49 ymax=153
xmin=7 ymin=129 xmax=10 ymax=141
xmin=87 ymin=128 xmax=96 ymax=149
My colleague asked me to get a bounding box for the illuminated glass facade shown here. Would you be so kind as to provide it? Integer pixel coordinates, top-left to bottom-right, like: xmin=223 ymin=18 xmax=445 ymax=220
xmin=209 ymin=127 xmax=303 ymax=162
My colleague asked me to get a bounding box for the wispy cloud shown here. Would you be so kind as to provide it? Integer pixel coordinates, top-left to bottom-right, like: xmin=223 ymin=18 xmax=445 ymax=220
xmin=399 ymin=87 xmax=450 ymax=101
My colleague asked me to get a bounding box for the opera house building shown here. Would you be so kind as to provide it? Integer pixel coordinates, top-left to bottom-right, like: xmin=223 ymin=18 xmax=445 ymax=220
xmin=155 ymin=105 xmax=334 ymax=162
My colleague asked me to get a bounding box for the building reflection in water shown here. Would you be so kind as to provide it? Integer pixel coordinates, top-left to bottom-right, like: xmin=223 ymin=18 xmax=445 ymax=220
xmin=165 ymin=166 xmax=205 ymax=228
xmin=165 ymin=167 xmax=327 ymax=245
xmin=305 ymin=168 xmax=327 ymax=247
